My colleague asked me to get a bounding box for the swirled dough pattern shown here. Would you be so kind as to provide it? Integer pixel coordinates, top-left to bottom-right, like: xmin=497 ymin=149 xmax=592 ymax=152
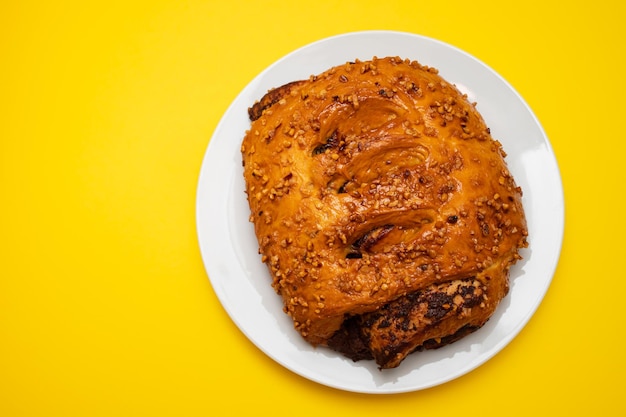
xmin=241 ymin=57 xmax=528 ymax=369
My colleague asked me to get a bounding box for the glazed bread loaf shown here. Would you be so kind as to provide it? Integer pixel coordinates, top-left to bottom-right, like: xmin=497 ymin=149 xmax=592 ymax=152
xmin=241 ymin=57 xmax=528 ymax=369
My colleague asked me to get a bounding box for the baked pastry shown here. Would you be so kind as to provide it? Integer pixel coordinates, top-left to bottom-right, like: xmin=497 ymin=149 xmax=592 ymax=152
xmin=241 ymin=56 xmax=528 ymax=369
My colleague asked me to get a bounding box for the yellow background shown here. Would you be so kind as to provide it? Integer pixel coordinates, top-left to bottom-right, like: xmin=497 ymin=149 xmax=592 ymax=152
xmin=1 ymin=1 xmax=624 ymax=415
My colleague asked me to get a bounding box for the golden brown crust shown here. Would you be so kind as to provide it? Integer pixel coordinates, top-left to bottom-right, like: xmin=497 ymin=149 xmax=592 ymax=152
xmin=248 ymin=80 xmax=306 ymax=121
xmin=241 ymin=57 xmax=528 ymax=369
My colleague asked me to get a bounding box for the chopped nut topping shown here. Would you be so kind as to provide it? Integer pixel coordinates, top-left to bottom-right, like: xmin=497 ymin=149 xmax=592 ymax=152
xmin=241 ymin=56 xmax=528 ymax=369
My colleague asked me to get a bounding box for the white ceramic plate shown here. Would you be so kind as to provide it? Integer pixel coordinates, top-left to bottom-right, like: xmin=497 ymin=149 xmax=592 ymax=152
xmin=196 ymin=31 xmax=564 ymax=394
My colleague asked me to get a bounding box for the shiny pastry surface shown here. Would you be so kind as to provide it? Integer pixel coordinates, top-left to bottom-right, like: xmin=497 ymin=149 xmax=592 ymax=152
xmin=241 ymin=57 xmax=528 ymax=369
